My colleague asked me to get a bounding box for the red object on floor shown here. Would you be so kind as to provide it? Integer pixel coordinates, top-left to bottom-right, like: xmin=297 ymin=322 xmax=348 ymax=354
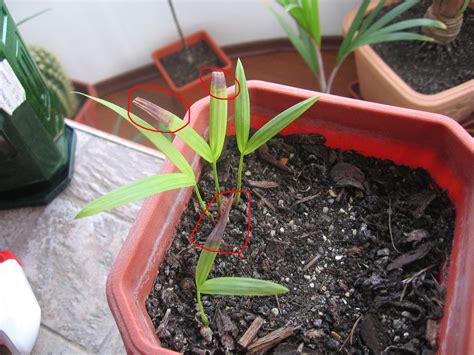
xmin=106 ymin=81 xmax=474 ymax=354
xmin=0 ymin=251 xmax=21 ymax=265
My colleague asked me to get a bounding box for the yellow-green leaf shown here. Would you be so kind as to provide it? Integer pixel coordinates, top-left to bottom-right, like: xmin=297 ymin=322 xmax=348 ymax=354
xmin=200 ymin=277 xmax=289 ymax=296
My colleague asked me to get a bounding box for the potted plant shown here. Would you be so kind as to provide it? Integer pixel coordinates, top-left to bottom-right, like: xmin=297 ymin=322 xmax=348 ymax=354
xmin=343 ymin=0 xmax=474 ymax=122
xmin=151 ymin=0 xmax=232 ymax=104
xmin=75 ymin=59 xmax=473 ymax=353
xmin=269 ymin=0 xmax=443 ymax=94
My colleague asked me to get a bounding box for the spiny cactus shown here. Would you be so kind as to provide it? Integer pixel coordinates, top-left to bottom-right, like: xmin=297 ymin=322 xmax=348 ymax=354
xmin=29 ymin=45 xmax=78 ymax=118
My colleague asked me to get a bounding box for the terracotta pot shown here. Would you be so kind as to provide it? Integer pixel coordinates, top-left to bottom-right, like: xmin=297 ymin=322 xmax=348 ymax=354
xmin=106 ymin=81 xmax=474 ymax=354
xmin=152 ymin=30 xmax=232 ymax=104
xmin=342 ymin=0 xmax=474 ymax=122
xmin=71 ymin=80 xmax=98 ymax=125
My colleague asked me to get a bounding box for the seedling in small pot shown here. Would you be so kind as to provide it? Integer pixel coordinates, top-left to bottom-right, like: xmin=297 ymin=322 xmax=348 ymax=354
xmin=195 ymin=195 xmax=288 ymax=326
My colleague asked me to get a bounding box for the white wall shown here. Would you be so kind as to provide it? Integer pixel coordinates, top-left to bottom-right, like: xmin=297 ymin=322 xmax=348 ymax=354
xmin=6 ymin=0 xmax=360 ymax=83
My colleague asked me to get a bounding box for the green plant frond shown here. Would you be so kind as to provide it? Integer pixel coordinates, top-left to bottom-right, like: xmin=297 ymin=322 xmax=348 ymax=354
xmin=302 ymin=0 xmax=321 ymax=46
xmin=244 ymin=96 xmax=319 ymax=155
xmin=209 ymin=72 xmax=228 ymax=161
xmin=363 ymin=0 xmax=418 ymax=38
xmin=75 ymin=93 xmax=194 ymax=176
xmin=75 ymin=173 xmax=195 ymax=219
xmin=338 ymin=0 xmax=371 ymax=63
xmin=456 ymin=0 xmax=470 ymax=17
xmin=199 ymin=277 xmax=289 ymax=296
xmin=234 ymin=59 xmax=251 ymax=154
xmin=133 ymin=97 xmax=213 ymax=162
xmin=371 ymin=18 xmax=446 ymax=36
xmin=355 ymin=31 xmax=435 ymax=48
xmin=284 ymin=3 xmax=308 ymax=30
xmin=299 ymin=26 xmax=319 ymax=73
xmin=271 ymin=7 xmax=318 ymax=74
xmin=195 ymin=197 xmax=234 ymax=287
xmin=358 ymin=0 xmax=385 ymax=34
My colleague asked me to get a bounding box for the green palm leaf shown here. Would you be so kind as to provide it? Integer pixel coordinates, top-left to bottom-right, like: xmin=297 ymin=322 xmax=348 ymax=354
xmin=75 ymin=173 xmax=195 ymax=218
xmin=200 ymin=277 xmax=289 ymax=296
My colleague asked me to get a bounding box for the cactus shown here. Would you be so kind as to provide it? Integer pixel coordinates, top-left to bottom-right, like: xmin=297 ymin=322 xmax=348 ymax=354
xmin=29 ymin=45 xmax=78 ymax=118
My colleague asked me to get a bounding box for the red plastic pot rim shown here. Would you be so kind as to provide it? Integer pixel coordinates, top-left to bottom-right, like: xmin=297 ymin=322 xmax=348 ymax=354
xmin=0 ymin=250 xmax=21 ymax=265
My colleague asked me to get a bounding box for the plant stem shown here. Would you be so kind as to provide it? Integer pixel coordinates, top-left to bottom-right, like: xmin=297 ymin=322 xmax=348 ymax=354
xmin=212 ymin=161 xmax=222 ymax=209
xmin=234 ymin=154 xmax=245 ymax=205
xmin=194 ymin=185 xmax=213 ymax=221
xmin=326 ymin=62 xmax=342 ymax=94
xmin=196 ymin=290 xmax=209 ymax=326
xmin=168 ymin=0 xmax=187 ymax=50
xmin=314 ymin=44 xmax=327 ymax=92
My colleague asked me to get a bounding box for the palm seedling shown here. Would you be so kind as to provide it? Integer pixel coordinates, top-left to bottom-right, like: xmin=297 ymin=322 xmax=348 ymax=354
xmin=270 ymin=0 xmax=446 ymax=93
xmin=75 ymin=60 xmax=319 ymax=326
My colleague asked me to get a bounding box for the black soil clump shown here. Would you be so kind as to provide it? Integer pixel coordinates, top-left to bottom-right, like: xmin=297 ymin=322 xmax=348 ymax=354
xmin=160 ymin=40 xmax=224 ymax=88
xmin=146 ymin=134 xmax=455 ymax=354
xmin=372 ymin=0 xmax=473 ymax=94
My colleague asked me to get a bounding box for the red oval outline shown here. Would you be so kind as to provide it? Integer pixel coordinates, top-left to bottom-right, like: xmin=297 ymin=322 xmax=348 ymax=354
xmin=189 ymin=189 xmax=251 ymax=255
xmin=199 ymin=66 xmax=241 ymax=101
xmin=127 ymin=85 xmax=190 ymax=134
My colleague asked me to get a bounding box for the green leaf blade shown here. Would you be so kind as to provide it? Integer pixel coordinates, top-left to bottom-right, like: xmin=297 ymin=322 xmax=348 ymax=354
xmin=75 ymin=173 xmax=195 ymax=219
xmin=234 ymin=59 xmax=250 ymax=154
xmin=133 ymin=97 xmax=213 ymax=162
xmin=244 ymin=96 xmax=319 ymax=155
xmin=270 ymin=7 xmax=318 ymax=74
xmin=75 ymin=93 xmax=194 ymax=176
xmin=200 ymin=277 xmax=289 ymax=296
xmin=209 ymin=72 xmax=228 ymax=161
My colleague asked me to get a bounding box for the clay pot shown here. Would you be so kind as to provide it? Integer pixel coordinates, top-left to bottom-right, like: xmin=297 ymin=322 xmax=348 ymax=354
xmin=342 ymin=0 xmax=474 ymax=122
xmin=106 ymin=81 xmax=474 ymax=354
xmin=152 ymin=30 xmax=232 ymax=105
xmin=71 ymin=80 xmax=98 ymax=125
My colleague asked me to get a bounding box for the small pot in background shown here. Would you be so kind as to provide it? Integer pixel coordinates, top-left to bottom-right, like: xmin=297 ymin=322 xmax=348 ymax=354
xmin=152 ymin=31 xmax=232 ymax=104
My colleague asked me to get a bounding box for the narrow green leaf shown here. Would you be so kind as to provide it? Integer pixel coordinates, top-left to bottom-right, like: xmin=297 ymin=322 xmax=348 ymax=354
xmin=200 ymin=277 xmax=289 ymax=296
xmin=299 ymin=26 xmax=319 ymax=72
xmin=244 ymin=96 xmax=319 ymax=155
xmin=363 ymin=0 xmax=418 ymax=38
xmin=133 ymin=97 xmax=213 ymax=162
xmin=358 ymin=0 xmax=385 ymax=34
xmin=75 ymin=93 xmax=194 ymax=176
xmin=75 ymin=173 xmax=195 ymax=218
xmin=195 ymin=197 xmax=234 ymax=287
xmin=271 ymin=7 xmax=318 ymax=74
xmin=284 ymin=3 xmax=308 ymax=30
xmin=302 ymin=0 xmax=321 ymax=46
xmin=354 ymin=31 xmax=435 ymax=48
xmin=369 ymin=18 xmax=446 ymax=36
xmin=209 ymin=72 xmax=228 ymax=161
xmin=234 ymin=59 xmax=250 ymax=154
xmin=338 ymin=0 xmax=371 ymax=63
xmin=456 ymin=0 xmax=470 ymax=17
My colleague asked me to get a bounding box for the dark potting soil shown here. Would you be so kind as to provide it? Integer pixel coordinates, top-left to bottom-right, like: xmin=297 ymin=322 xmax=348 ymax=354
xmin=146 ymin=134 xmax=455 ymax=354
xmin=372 ymin=0 xmax=474 ymax=95
xmin=160 ymin=40 xmax=224 ymax=88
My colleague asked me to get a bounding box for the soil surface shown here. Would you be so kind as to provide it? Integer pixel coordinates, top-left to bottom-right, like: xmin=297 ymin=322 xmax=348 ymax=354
xmin=372 ymin=0 xmax=473 ymax=94
xmin=160 ymin=40 xmax=224 ymax=88
xmin=146 ymin=134 xmax=455 ymax=354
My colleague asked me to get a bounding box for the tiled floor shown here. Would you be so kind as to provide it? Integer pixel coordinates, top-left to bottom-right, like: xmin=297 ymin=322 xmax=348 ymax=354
xmin=0 ymin=125 xmax=164 ymax=353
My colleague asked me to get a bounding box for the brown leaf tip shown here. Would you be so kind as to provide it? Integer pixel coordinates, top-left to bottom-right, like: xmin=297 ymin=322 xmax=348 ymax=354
xmin=211 ymin=71 xmax=226 ymax=92
xmin=133 ymin=97 xmax=173 ymax=126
